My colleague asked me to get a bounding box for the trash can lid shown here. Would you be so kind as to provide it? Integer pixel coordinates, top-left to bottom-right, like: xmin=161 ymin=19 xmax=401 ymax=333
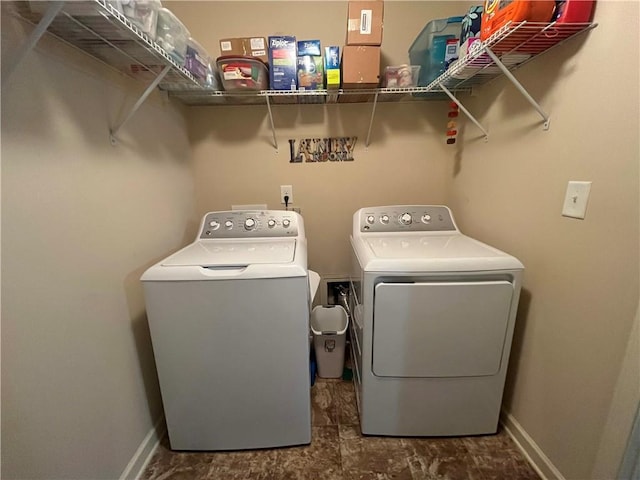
xmin=311 ymin=305 xmax=349 ymax=335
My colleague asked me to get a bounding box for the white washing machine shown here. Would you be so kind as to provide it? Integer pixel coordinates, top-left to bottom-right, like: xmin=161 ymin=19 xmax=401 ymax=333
xmin=141 ymin=210 xmax=311 ymax=450
xmin=349 ymin=205 xmax=524 ymax=436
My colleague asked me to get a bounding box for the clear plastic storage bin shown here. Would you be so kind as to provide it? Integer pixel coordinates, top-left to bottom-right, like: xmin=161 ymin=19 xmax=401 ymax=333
xmin=216 ymin=56 xmax=269 ymax=91
xmin=383 ymin=65 xmax=421 ymax=88
xmin=409 ymin=16 xmax=464 ymax=86
xmin=155 ymin=8 xmax=190 ymax=64
xmin=185 ymin=38 xmax=211 ymax=82
xmin=121 ymin=0 xmax=161 ymax=40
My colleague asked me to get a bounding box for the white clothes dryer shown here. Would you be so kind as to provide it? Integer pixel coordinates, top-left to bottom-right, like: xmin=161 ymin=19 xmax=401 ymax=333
xmin=349 ymin=205 xmax=524 ymax=436
xmin=141 ymin=210 xmax=311 ymax=450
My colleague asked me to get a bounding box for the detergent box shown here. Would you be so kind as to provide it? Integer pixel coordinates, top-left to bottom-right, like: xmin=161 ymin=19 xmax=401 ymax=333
xmin=297 ymin=40 xmax=324 ymax=90
xmin=325 ymin=46 xmax=340 ymax=89
xmin=268 ymin=36 xmax=297 ymax=90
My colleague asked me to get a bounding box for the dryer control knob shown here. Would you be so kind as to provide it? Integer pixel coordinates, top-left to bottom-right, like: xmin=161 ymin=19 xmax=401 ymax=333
xmin=421 ymin=214 xmax=431 ymax=223
xmin=400 ymin=213 xmax=412 ymax=225
xmin=224 ymin=220 xmax=234 ymax=229
xmin=366 ymin=215 xmax=375 ymax=225
xmin=267 ymin=219 xmax=276 ymax=228
xmin=282 ymin=219 xmax=291 ymax=228
xmin=380 ymin=215 xmax=390 ymax=224
xmin=209 ymin=220 xmax=220 ymax=230
xmin=244 ymin=218 xmax=256 ymax=230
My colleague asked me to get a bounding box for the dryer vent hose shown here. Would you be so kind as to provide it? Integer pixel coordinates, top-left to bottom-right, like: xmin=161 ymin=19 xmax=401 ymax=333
xmin=334 ymin=284 xmax=351 ymax=318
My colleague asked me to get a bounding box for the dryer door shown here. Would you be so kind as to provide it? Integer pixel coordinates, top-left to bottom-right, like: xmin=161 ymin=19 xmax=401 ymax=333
xmin=372 ymin=281 xmax=514 ymax=378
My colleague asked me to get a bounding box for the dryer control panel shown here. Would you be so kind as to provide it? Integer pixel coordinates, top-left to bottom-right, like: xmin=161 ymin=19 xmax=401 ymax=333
xmin=199 ymin=210 xmax=300 ymax=238
xmin=357 ymin=205 xmax=457 ymax=233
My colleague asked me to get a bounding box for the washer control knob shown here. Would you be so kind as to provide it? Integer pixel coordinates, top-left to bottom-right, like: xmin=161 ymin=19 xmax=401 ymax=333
xmin=209 ymin=220 xmax=220 ymax=230
xmin=400 ymin=213 xmax=412 ymax=225
xmin=421 ymin=214 xmax=431 ymax=223
xmin=244 ymin=218 xmax=256 ymax=230
xmin=282 ymin=219 xmax=291 ymax=228
xmin=380 ymin=215 xmax=390 ymax=224
xmin=366 ymin=215 xmax=375 ymax=225
xmin=224 ymin=220 xmax=234 ymax=229
xmin=267 ymin=219 xmax=276 ymax=228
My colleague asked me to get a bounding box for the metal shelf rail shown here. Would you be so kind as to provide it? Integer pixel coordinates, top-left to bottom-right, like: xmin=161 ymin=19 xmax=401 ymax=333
xmin=5 ymin=1 xmax=596 ymax=147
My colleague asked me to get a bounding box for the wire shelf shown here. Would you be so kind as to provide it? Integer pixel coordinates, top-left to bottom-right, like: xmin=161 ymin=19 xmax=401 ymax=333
xmin=7 ymin=1 xmax=596 ymax=146
xmin=11 ymin=2 xmax=596 ymax=107
xmin=14 ymin=0 xmax=200 ymax=88
xmin=431 ymin=21 xmax=597 ymax=92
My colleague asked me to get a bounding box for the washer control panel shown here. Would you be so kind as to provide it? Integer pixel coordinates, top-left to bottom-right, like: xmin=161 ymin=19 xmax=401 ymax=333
xmin=358 ymin=206 xmax=456 ymax=232
xmin=199 ymin=210 xmax=299 ymax=238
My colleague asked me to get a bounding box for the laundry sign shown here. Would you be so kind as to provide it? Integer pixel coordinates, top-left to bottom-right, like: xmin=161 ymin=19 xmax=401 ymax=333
xmin=288 ymin=137 xmax=357 ymax=163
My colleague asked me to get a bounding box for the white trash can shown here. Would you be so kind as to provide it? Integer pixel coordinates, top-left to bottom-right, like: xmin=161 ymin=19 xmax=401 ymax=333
xmin=311 ymin=305 xmax=349 ymax=379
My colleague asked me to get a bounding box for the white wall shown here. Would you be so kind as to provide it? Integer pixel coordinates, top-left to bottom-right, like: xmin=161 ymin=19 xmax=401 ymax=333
xmin=171 ymin=0 xmax=473 ymax=278
xmin=2 ymin=2 xmax=638 ymax=479
xmin=1 ymin=9 xmax=196 ymax=480
xmin=446 ymin=2 xmax=640 ymax=478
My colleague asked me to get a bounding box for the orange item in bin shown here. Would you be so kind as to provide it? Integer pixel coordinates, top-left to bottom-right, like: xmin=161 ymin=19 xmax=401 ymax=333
xmin=480 ymin=0 xmax=556 ymax=41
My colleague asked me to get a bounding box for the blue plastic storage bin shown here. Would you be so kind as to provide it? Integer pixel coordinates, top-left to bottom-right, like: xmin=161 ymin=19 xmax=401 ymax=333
xmin=409 ymin=16 xmax=464 ymax=86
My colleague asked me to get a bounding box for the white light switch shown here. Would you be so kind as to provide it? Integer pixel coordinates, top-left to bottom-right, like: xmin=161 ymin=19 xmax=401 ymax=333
xmin=562 ymin=181 xmax=592 ymax=219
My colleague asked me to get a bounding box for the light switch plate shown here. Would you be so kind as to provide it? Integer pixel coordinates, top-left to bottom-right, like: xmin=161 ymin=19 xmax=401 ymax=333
xmin=562 ymin=181 xmax=592 ymax=219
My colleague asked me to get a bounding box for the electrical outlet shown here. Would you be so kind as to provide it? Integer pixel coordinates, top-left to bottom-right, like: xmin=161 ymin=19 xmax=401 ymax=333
xmin=562 ymin=181 xmax=592 ymax=219
xmin=280 ymin=185 xmax=293 ymax=205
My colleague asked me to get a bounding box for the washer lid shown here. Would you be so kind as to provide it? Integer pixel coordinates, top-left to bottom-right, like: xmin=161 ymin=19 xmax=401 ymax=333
xmin=354 ymin=233 xmax=523 ymax=272
xmin=161 ymin=238 xmax=297 ymax=267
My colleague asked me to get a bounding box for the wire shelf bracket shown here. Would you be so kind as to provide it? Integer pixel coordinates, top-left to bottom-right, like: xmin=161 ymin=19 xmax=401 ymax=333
xmin=484 ymin=47 xmax=551 ymax=130
xmin=2 ymin=1 xmax=64 ymax=88
xmin=109 ymin=65 xmax=171 ymax=145
xmin=265 ymin=94 xmax=278 ymax=151
xmin=439 ymin=84 xmax=489 ymax=142
xmin=365 ymin=91 xmax=380 ymax=148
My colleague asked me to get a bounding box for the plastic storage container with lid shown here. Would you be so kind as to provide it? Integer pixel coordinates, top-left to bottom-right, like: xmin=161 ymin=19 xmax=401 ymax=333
xmin=383 ymin=65 xmax=421 ymax=88
xmin=216 ymin=56 xmax=269 ymax=91
xmin=155 ymin=8 xmax=190 ymax=64
xmin=409 ymin=16 xmax=464 ymax=86
xmin=121 ymin=0 xmax=161 ymax=40
xmin=551 ymin=0 xmax=596 ymax=23
xmin=184 ymin=38 xmax=211 ymax=82
xmin=480 ymin=0 xmax=556 ymax=41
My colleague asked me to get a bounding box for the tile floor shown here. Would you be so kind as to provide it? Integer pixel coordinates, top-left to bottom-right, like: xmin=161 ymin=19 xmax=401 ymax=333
xmin=142 ymin=378 xmax=540 ymax=480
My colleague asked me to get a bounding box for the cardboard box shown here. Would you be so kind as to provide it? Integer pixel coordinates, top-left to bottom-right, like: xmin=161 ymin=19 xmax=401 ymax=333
xmin=341 ymin=45 xmax=380 ymax=88
xmin=325 ymin=46 xmax=340 ymax=89
xmin=268 ymin=36 xmax=297 ymax=90
xmin=219 ymin=37 xmax=268 ymax=63
xmin=340 ymin=45 xmax=380 ymax=102
xmin=346 ymin=1 xmax=384 ymax=46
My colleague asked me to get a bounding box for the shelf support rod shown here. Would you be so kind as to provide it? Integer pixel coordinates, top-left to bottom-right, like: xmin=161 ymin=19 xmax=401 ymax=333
xmin=365 ymin=91 xmax=379 ymax=147
xmin=265 ymin=94 xmax=278 ymax=151
xmin=440 ymin=85 xmax=489 ymax=141
xmin=110 ymin=65 xmax=171 ymax=144
xmin=2 ymin=1 xmax=64 ymax=88
xmin=484 ymin=47 xmax=550 ymax=130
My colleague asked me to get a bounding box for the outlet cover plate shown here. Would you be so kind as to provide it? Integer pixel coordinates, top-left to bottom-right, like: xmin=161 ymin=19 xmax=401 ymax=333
xmin=562 ymin=181 xmax=592 ymax=219
xmin=280 ymin=185 xmax=293 ymax=205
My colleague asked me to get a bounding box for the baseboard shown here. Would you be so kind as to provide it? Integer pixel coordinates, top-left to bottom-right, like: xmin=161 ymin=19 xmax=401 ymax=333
xmin=501 ymin=411 xmax=565 ymax=480
xmin=119 ymin=416 xmax=166 ymax=480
